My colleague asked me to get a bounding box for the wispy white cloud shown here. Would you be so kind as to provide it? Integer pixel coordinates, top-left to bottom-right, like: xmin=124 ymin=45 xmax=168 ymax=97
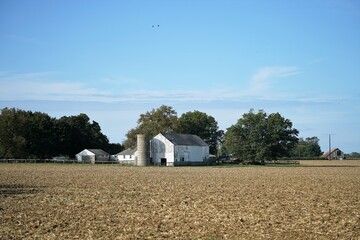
xmin=247 ymin=66 xmax=301 ymax=94
xmin=99 ymin=76 xmax=144 ymax=87
xmin=0 ymin=68 xmax=346 ymax=104
xmin=0 ymin=72 xmax=111 ymax=101
xmin=1 ymin=70 xmax=357 ymax=152
xmin=0 ymin=71 xmax=228 ymax=102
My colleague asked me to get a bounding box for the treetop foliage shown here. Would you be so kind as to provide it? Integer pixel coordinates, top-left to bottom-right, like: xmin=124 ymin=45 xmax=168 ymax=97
xmin=176 ymin=110 xmax=223 ymax=154
xmin=224 ymin=109 xmax=299 ymax=162
xmin=124 ymin=105 xmax=223 ymax=154
xmin=123 ymin=105 xmax=178 ymax=148
xmin=291 ymin=136 xmax=323 ymax=158
xmin=0 ymin=108 xmax=121 ymax=159
xmin=346 ymin=152 xmax=360 ymax=158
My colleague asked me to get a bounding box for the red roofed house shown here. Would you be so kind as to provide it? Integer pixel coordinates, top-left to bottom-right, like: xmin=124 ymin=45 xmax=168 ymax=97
xmin=322 ymin=148 xmax=345 ymax=160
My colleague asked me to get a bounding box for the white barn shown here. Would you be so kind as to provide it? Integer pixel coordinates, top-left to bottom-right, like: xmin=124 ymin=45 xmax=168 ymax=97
xmin=150 ymin=133 xmax=209 ymax=166
xmin=75 ymin=149 xmax=110 ymax=163
xmin=115 ymin=148 xmax=137 ymax=165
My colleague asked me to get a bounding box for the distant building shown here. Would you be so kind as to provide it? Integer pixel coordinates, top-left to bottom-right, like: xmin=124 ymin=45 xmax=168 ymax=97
xmin=115 ymin=148 xmax=137 ymax=165
xmin=75 ymin=134 xmax=210 ymax=166
xmin=322 ymin=148 xmax=345 ymax=160
xmin=75 ymin=149 xmax=110 ymax=163
xmin=150 ymin=133 xmax=209 ymax=166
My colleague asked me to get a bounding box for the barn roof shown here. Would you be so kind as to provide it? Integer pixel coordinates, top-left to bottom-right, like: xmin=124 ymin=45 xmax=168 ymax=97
xmin=116 ymin=148 xmax=137 ymax=155
xmin=88 ymin=149 xmax=109 ymax=155
xmin=321 ymin=148 xmax=341 ymax=158
xmin=161 ymin=133 xmax=208 ymax=146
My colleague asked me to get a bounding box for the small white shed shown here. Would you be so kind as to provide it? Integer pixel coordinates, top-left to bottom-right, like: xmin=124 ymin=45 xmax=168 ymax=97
xmin=115 ymin=148 xmax=137 ymax=165
xmin=75 ymin=149 xmax=110 ymax=163
xmin=150 ymin=133 xmax=209 ymax=166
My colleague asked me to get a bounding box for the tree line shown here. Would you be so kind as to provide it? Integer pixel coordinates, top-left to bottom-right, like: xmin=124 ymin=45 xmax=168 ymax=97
xmin=0 ymin=106 xmax=324 ymax=161
xmin=123 ymin=105 xmax=223 ymax=154
xmin=0 ymin=108 xmax=123 ymax=159
xmin=222 ymin=109 xmax=323 ymax=162
xmin=291 ymin=137 xmax=323 ymax=159
xmin=124 ymin=106 xmax=323 ymax=161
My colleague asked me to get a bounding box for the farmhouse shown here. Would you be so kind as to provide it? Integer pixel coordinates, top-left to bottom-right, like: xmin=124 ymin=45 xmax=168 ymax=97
xmin=150 ymin=133 xmax=209 ymax=166
xmin=75 ymin=149 xmax=110 ymax=163
xmin=322 ymin=148 xmax=345 ymax=160
xmin=115 ymin=148 xmax=137 ymax=165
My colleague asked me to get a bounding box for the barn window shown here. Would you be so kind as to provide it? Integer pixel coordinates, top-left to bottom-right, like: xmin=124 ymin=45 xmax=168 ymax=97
xmin=180 ymin=157 xmax=184 ymax=162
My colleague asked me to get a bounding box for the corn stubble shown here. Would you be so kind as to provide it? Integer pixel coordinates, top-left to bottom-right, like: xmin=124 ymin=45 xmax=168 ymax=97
xmin=0 ymin=161 xmax=359 ymax=239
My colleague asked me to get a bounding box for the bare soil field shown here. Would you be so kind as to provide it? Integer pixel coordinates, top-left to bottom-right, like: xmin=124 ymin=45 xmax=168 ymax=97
xmin=1 ymin=162 xmax=359 ymax=239
xmin=300 ymin=159 xmax=360 ymax=167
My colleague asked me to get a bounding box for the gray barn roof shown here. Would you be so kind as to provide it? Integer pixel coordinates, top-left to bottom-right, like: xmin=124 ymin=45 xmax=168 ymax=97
xmin=116 ymin=148 xmax=137 ymax=156
xmin=88 ymin=149 xmax=109 ymax=155
xmin=162 ymin=133 xmax=208 ymax=146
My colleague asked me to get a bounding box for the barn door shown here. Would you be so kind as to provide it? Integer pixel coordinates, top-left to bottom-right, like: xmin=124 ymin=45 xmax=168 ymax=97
xmin=161 ymin=158 xmax=167 ymax=166
xmin=184 ymin=152 xmax=190 ymax=162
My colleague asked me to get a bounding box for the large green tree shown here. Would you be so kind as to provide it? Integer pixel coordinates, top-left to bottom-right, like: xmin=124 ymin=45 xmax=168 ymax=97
xmin=224 ymin=109 xmax=299 ymax=163
xmin=0 ymin=108 xmax=59 ymax=158
xmin=25 ymin=111 xmax=57 ymax=158
xmin=291 ymin=137 xmax=323 ymax=158
xmin=176 ymin=110 xmax=223 ymax=154
xmin=123 ymin=105 xmax=178 ymax=148
xmin=0 ymin=108 xmax=30 ymax=158
xmin=55 ymin=114 xmax=109 ymax=157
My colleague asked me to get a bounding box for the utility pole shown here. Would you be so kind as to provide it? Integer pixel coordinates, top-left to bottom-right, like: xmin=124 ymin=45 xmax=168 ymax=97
xmin=328 ymin=134 xmax=332 ymax=160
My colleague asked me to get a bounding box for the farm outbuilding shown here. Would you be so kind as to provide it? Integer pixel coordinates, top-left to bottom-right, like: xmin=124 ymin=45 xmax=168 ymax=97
xmin=322 ymin=148 xmax=345 ymax=160
xmin=115 ymin=148 xmax=137 ymax=165
xmin=150 ymin=133 xmax=209 ymax=166
xmin=75 ymin=149 xmax=110 ymax=163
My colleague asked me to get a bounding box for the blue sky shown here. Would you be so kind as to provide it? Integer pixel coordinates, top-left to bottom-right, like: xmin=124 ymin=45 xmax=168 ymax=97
xmin=1 ymin=0 xmax=359 ymax=153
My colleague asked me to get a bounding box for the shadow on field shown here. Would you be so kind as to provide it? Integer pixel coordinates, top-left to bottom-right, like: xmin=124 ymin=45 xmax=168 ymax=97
xmin=0 ymin=184 xmax=43 ymax=196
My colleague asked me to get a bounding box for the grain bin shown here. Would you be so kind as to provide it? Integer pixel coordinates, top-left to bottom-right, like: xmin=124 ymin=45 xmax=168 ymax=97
xmin=136 ymin=134 xmax=149 ymax=166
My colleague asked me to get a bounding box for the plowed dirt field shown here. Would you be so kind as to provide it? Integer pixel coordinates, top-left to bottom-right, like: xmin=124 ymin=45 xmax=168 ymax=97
xmin=1 ymin=161 xmax=359 ymax=239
